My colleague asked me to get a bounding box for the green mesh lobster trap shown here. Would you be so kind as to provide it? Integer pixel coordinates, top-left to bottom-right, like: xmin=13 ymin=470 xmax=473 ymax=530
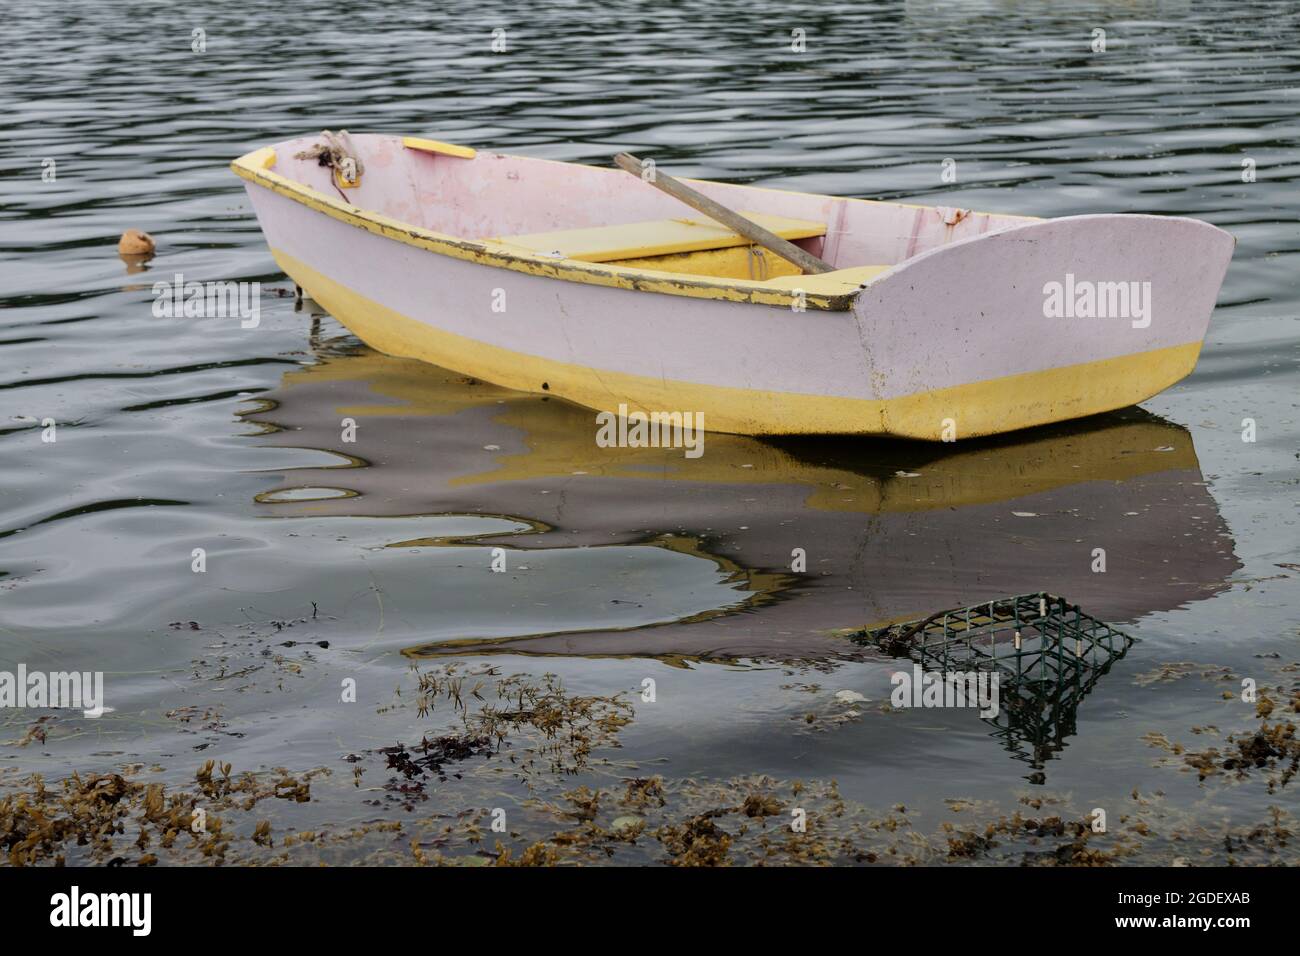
xmin=850 ymin=593 xmax=1136 ymax=771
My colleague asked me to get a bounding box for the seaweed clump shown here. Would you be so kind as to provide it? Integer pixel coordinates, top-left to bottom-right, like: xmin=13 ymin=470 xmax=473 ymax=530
xmin=0 ymin=762 xmax=324 ymax=866
xmin=1177 ymin=691 xmax=1300 ymax=791
xmin=378 ymin=734 xmax=494 ymax=810
xmin=410 ymin=667 xmax=634 ymax=776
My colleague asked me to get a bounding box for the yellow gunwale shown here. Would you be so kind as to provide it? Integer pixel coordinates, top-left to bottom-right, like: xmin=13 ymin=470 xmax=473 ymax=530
xmin=231 ymin=143 xmax=901 ymax=311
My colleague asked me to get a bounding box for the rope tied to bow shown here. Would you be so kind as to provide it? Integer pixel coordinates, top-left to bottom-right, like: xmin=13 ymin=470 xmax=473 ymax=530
xmin=294 ymin=130 xmax=364 ymax=190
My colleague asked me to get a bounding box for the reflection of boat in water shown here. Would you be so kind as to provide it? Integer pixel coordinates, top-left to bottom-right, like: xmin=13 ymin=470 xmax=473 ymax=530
xmin=243 ymin=333 xmax=1240 ymax=660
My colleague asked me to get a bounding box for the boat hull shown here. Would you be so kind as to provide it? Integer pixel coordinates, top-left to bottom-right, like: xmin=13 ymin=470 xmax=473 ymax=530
xmin=237 ymin=139 xmax=1233 ymax=439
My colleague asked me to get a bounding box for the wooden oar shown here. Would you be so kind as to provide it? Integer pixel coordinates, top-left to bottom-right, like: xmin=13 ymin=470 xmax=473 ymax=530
xmin=613 ymin=153 xmax=834 ymax=275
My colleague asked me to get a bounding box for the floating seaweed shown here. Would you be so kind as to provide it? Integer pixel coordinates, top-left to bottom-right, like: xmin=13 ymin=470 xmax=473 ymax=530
xmin=0 ymin=762 xmax=326 ymax=866
xmin=3 ymin=656 xmax=1296 ymax=867
xmin=409 ymin=664 xmax=634 ymax=776
xmin=1156 ymin=688 xmax=1300 ymax=791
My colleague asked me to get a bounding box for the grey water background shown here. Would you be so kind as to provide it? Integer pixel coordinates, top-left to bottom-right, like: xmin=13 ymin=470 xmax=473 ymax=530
xmin=0 ymin=0 xmax=1296 ymax=863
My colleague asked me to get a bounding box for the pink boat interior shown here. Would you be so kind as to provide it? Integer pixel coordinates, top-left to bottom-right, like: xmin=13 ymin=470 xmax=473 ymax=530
xmin=263 ymin=133 xmax=1036 ymax=282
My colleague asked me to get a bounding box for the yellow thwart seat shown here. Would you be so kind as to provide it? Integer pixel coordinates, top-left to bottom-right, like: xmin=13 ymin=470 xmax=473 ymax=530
xmin=489 ymin=212 xmax=827 ymax=263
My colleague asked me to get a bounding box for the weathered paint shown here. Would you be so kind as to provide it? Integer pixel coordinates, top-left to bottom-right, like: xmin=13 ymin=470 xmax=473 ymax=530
xmin=606 ymin=244 xmax=808 ymax=281
xmin=233 ymin=133 xmax=1235 ymax=438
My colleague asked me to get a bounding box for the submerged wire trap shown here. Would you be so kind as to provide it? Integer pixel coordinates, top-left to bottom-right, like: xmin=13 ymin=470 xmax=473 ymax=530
xmin=850 ymin=593 xmax=1137 ymax=770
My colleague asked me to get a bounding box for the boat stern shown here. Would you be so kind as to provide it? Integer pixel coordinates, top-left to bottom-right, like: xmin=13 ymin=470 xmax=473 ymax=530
xmin=849 ymin=213 xmax=1235 ymax=440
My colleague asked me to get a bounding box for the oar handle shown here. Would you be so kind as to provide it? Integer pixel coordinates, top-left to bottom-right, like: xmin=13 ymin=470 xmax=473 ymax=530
xmin=613 ymin=153 xmax=835 ymax=275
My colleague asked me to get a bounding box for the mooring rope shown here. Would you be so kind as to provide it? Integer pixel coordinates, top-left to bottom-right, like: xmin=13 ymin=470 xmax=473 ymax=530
xmin=294 ymin=129 xmax=365 ymax=199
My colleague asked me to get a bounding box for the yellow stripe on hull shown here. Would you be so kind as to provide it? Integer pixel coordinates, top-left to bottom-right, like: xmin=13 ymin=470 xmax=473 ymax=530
xmin=275 ymin=249 xmax=1202 ymax=439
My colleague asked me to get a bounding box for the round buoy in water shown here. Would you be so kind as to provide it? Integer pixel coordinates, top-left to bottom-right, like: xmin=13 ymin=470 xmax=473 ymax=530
xmin=117 ymin=229 xmax=156 ymax=256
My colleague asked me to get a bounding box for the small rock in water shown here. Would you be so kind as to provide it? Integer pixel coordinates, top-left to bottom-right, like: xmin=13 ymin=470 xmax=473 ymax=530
xmin=611 ymin=815 xmax=643 ymax=832
xmin=834 ymin=690 xmax=867 ymax=704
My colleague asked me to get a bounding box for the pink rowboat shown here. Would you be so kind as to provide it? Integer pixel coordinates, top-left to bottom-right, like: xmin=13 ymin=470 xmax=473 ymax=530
xmin=232 ymin=133 xmax=1234 ymax=440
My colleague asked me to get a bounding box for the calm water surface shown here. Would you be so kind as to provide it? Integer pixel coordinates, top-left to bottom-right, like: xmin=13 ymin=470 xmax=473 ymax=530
xmin=0 ymin=0 xmax=1296 ymax=864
